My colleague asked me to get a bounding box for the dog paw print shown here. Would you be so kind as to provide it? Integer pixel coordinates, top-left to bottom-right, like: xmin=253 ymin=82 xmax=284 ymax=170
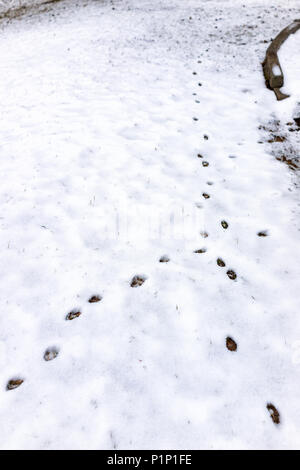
xmin=88 ymin=295 xmax=102 ymax=303
xmin=194 ymin=248 xmax=207 ymax=254
xmin=131 ymin=275 xmax=146 ymax=288
xmin=6 ymin=378 xmax=24 ymax=391
xmin=257 ymin=230 xmax=268 ymax=237
xmin=217 ymin=258 xmax=226 ymax=267
xmin=226 ymin=337 xmax=237 ymax=352
xmin=227 ymin=270 xmax=237 ymax=280
xmin=44 ymin=347 xmax=59 ymax=362
xmin=66 ymin=310 xmax=81 ymax=321
xmin=200 ymin=231 xmax=209 ymax=238
xmin=267 ymin=403 xmax=280 ymax=424
xmin=221 ymin=220 xmax=228 ymax=229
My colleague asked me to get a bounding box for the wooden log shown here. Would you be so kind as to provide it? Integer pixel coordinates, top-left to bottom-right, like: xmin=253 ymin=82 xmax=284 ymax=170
xmin=262 ymin=19 xmax=300 ymax=100
xmin=273 ymin=88 xmax=290 ymax=101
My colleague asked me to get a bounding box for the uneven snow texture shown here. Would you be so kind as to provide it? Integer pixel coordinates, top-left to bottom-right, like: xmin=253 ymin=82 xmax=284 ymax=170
xmin=0 ymin=0 xmax=55 ymax=15
xmin=0 ymin=0 xmax=299 ymax=450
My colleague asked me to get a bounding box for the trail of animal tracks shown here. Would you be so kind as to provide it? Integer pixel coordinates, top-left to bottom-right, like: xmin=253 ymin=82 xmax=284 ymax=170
xmin=0 ymin=0 xmax=299 ymax=450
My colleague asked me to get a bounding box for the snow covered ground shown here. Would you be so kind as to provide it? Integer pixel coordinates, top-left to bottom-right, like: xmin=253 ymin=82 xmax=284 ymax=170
xmin=276 ymin=27 xmax=300 ymax=168
xmin=0 ymin=0 xmax=51 ymax=16
xmin=280 ymin=28 xmax=300 ymax=107
xmin=0 ymin=0 xmax=299 ymax=450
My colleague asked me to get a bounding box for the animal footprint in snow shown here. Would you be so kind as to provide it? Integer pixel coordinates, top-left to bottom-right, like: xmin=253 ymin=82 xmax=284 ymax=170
xmin=131 ymin=275 xmax=146 ymax=288
xmin=159 ymin=255 xmax=170 ymax=263
xmin=217 ymin=258 xmax=226 ymax=267
xmin=257 ymin=230 xmax=268 ymax=237
xmin=267 ymin=403 xmax=280 ymax=424
xmin=202 ymin=161 xmax=209 ymax=167
xmin=66 ymin=310 xmax=81 ymax=321
xmin=6 ymin=378 xmax=24 ymax=391
xmin=44 ymin=347 xmax=59 ymax=362
xmin=194 ymin=248 xmax=207 ymax=254
xmin=200 ymin=231 xmax=209 ymax=238
xmin=202 ymin=193 xmax=210 ymax=199
xmin=221 ymin=220 xmax=228 ymax=229
xmin=227 ymin=270 xmax=237 ymax=280
xmin=88 ymin=295 xmax=102 ymax=303
xmin=226 ymin=337 xmax=237 ymax=352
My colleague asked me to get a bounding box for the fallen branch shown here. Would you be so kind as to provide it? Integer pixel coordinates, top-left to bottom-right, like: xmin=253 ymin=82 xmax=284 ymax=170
xmin=263 ymin=19 xmax=300 ymax=101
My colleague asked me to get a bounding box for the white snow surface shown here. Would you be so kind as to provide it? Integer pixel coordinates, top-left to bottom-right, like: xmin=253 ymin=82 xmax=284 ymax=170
xmin=0 ymin=0 xmax=299 ymax=450
xmin=272 ymin=65 xmax=281 ymax=77
xmin=278 ymin=28 xmax=300 ymax=117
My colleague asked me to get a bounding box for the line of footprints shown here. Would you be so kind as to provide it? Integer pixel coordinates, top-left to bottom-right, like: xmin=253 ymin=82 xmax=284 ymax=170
xmin=192 ymin=71 xmax=279 ymax=426
xmin=6 ymin=294 xmax=102 ymax=392
xmin=5 ymin=70 xmax=280 ymax=425
xmin=5 ymin=217 xmax=279 ymax=425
